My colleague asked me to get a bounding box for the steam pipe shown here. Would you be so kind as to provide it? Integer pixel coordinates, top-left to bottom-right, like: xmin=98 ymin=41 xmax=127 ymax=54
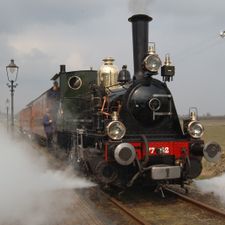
xmin=128 ymin=14 xmax=152 ymax=80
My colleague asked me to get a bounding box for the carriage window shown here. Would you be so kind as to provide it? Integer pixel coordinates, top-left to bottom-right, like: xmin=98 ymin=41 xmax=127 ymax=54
xmin=68 ymin=76 xmax=82 ymax=90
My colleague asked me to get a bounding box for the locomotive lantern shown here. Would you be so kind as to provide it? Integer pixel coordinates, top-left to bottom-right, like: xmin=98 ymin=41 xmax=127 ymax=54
xmin=161 ymin=54 xmax=175 ymax=82
xmin=106 ymin=112 xmax=126 ymax=140
xmin=183 ymin=111 xmax=204 ymax=139
xmin=144 ymin=42 xmax=162 ymax=74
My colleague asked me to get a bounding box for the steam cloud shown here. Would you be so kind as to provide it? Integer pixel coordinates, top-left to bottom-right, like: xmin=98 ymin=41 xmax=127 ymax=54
xmin=0 ymin=127 xmax=95 ymax=225
xmin=195 ymin=175 xmax=225 ymax=204
xmin=128 ymin=0 xmax=153 ymax=14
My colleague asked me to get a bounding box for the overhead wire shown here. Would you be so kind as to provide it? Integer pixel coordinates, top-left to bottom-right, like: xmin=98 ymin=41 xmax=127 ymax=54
xmin=173 ymin=34 xmax=223 ymax=64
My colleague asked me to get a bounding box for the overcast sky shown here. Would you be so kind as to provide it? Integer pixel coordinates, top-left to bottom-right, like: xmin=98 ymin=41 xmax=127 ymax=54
xmin=0 ymin=0 xmax=225 ymax=116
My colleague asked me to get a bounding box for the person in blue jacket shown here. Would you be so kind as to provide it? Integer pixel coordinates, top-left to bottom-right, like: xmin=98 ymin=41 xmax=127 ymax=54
xmin=43 ymin=110 xmax=54 ymax=148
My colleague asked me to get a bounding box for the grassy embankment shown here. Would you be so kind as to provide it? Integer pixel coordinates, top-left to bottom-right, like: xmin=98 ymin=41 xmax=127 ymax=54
xmin=199 ymin=118 xmax=225 ymax=178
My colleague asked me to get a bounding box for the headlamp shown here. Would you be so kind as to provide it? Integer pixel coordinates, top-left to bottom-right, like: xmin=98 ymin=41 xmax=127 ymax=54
xmin=144 ymin=54 xmax=162 ymax=73
xmin=144 ymin=42 xmax=162 ymax=73
xmin=187 ymin=121 xmax=204 ymax=138
xmin=106 ymin=121 xmax=126 ymax=140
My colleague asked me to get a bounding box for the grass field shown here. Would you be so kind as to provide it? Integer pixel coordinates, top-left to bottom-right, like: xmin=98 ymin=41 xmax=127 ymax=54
xmin=202 ymin=118 xmax=225 ymax=150
xmin=199 ymin=118 xmax=225 ymax=177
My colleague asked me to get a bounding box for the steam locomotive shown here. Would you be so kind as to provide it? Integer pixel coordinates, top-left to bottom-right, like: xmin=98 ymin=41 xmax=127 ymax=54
xmin=19 ymin=14 xmax=221 ymax=190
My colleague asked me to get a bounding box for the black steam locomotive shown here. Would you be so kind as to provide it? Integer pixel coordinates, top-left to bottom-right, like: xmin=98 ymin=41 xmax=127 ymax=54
xmin=19 ymin=14 xmax=221 ymax=190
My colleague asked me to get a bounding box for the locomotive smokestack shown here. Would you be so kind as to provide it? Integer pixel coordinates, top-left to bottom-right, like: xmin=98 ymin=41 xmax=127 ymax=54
xmin=128 ymin=14 xmax=152 ymax=80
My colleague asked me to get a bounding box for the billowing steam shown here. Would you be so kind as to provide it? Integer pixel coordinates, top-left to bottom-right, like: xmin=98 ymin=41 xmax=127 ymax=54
xmin=195 ymin=174 xmax=225 ymax=204
xmin=128 ymin=0 xmax=153 ymax=14
xmin=0 ymin=127 xmax=95 ymax=225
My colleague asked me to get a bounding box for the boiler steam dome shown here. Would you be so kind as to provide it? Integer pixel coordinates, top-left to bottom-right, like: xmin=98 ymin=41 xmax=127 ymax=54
xmin=97 ymin=57 xmax=119 ymax=89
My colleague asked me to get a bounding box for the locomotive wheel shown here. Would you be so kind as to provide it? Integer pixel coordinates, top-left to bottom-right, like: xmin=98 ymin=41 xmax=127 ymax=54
xmin=95 ymin=161 xmax=118 ymax=184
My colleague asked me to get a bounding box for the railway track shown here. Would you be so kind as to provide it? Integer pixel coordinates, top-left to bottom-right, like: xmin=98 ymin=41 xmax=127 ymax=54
xmin=95 ymin=185 xmax=225 ymax=225
xmin=101 ymin=191 xmax=151 ymax=225
xmin=164 ymin=187 xmax=225 ymax=219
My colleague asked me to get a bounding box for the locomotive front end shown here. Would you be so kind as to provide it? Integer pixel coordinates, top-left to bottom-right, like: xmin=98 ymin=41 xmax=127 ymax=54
xmin=90 ymin=14 xmax=221 ymax=189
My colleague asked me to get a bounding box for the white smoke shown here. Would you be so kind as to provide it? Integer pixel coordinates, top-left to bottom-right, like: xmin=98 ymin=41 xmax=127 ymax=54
xmin=195 ymin=174 xmax=225 ymax=204
xmin=128 ymin=0 xmax=153 ymax=15
xmin=0 ymin=126 xmax=95 ymax=225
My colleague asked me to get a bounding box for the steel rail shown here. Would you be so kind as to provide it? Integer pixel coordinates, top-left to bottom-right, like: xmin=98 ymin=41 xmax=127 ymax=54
xmin=99 ymin=190 xmax=151 ymax=225
xmin=165 ymin=187 xmax=225 ymax=218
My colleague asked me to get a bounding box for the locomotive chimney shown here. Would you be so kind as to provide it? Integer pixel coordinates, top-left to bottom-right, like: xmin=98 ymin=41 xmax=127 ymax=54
xmin=60 ymin=64 xmax=66 ymax=73
xmin=128 ymin=14 xmax=152 ymax=80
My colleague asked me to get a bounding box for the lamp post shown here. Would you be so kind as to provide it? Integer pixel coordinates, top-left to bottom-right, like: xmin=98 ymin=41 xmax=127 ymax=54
xmin=5 ymin=98 xmax=10 ymax=131
xmin=6 ymin=59 xmax=19 ymax=131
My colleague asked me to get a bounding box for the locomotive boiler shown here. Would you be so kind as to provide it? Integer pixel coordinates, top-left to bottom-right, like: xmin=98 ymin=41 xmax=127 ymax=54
xmin=19 ymin=14 xmax=221 ymax=190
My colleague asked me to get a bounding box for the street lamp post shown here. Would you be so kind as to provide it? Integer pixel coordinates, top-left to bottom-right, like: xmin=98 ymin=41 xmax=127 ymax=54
xmin=5 ymin=98 xmax=10 ymax=131
xmin=6 ymin=59 xmax=19 ymax=131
